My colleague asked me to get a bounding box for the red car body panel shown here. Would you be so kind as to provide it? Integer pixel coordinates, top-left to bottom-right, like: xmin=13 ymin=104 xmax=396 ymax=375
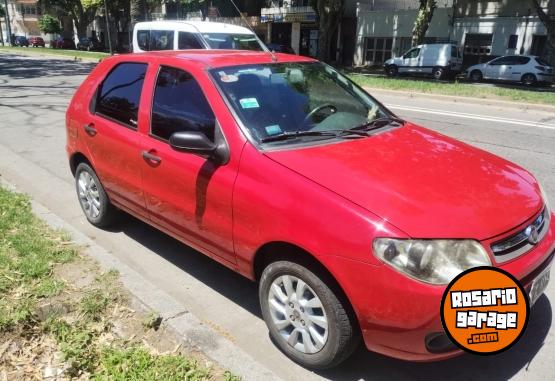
xmin=66 ymin=51 xmax=554 ymax=362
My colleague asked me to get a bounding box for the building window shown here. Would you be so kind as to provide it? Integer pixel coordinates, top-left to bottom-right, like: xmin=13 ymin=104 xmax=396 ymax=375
xmin=19 ymin=5 xmax=40 ymax=16
xmin=464 ymin=33 xmax=493 ymax=56
xmin=396 ymin=37 xmax=412 ymax=56
xmin=508 ymin=35 xmax=518 ymax=49
xmin=364 ymin=37 xmax=392 ymax=65
xmin=531 ymin=35 xmax=547 ymax=57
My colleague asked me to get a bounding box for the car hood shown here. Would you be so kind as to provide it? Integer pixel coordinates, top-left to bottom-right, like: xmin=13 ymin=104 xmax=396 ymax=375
xmin=264 ymin=124 xmax=542 ymax=240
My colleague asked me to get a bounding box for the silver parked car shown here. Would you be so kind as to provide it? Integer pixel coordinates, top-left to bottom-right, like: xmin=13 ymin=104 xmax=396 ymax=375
xmin=465 ymin=55 xmax=553 ymax=86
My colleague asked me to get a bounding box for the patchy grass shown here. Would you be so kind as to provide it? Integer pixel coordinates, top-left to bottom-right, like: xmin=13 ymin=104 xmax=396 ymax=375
xmin=0 ymin=186 xmax=236 ymax=380
xmin=0 ymin=46 xmax=109 ymax=61
xmin=348 ymin=74 xmax=555 ymax=106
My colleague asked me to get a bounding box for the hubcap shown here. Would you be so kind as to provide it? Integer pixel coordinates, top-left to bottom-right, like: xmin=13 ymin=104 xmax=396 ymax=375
xmin=268 ymin=275 xmax=328 ymax=354
xmin=78 ymin=171 xmax=101 ymax=219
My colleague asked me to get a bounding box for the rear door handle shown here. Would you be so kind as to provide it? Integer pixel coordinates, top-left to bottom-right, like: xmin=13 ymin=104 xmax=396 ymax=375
xmin=83 ymin=123 xmax=97 ymax=136
xmin=142 ymin=150 xmax=161 ymax=165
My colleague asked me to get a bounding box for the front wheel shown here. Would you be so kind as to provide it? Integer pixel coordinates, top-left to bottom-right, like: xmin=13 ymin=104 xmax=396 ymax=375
xmin=259 ymin=260 xmax=359 ymax=369
xmin=75 ymin=162 xmax=119 ymax=228
xmin=386 ymin=65 xmax=398 ymax=77
xmin=470 ymin=70 xmax=483 ymax=82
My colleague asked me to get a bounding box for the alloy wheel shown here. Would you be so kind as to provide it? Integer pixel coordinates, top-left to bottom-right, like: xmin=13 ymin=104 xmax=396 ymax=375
xmin=77 ymin=171 xmax=101 ymax=219
xmin=268 ymin=274 xmax=329 ymax=354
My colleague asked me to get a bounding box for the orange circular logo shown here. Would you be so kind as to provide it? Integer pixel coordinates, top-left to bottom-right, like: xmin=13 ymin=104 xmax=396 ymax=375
xmin=440 ymin=267 xmax=529 ymax=355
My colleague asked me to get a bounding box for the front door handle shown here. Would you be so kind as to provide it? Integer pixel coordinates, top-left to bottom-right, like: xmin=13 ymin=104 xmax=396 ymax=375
xmin=83 ymin=123 xmax=97 ymax=136
xmin=142 ymin=150 xmax=161 ymax=165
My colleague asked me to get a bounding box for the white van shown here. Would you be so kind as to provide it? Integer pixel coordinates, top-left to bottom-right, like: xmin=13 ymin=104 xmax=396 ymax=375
xmin=383 ymin=43 xmax=463 ymax=79
xmin=132 ymin=20 xmax=267 ymax=53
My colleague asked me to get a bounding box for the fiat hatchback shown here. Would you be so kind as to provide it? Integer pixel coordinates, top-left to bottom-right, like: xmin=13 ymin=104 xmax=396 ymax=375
xmin=66 ymin=50 xmax=554 ymax=369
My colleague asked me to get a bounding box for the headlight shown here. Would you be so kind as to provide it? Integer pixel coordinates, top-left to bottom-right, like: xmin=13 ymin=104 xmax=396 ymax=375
xmin=373 ymin=239 xmax=491 ymax=285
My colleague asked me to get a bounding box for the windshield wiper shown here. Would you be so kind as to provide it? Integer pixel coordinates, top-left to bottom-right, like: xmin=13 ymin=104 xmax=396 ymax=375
xmin=260 ymin=130 xmax=338 ymax=143
xmin=347 ymin=116 xmax=405 ymax=133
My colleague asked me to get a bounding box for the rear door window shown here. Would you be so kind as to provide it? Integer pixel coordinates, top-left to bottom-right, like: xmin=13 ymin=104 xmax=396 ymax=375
xmin=149 ymin=30 xmax=175 ymax=50
xmin=95 ymin=63 xmax=148 ymax=128
xmin=178 ymin=32 xmax=203 ymax=49
xmin=151 ymin=66 xmax=216 ymax=141
xmin=515 ymin=56 xmax=531 ymax=65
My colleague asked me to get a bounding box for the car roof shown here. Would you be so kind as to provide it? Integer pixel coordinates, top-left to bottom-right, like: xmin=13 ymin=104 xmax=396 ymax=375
xmin=109 ymin=50 xmax=316 ymax=69
xmin=133 ymin=20 xmax=255 ymax=35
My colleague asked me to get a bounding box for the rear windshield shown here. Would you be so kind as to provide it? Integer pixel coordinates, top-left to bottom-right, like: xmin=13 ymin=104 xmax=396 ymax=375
xmin=535 ymin=57 xmax=550 ymax=66
xmin=202 ymin=33 xmax=263 ymax=51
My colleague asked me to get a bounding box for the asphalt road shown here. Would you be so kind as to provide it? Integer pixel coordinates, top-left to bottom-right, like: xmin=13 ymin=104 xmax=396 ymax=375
xmin=1 ymin=53 xmax=555 ymax=381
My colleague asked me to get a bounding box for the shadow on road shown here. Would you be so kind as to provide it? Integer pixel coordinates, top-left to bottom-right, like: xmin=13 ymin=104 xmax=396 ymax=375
xmin=0 ymin=54 xmax=96 ymax=80
xmin=108 ymin=213 xmax=552 ymax=381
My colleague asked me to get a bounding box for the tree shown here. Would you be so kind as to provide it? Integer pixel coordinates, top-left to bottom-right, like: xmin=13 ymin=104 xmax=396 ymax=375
xmin=130 ymin=0 xmax=147 ymax=23
xmin=0 ymin=3 xmax=5 ymax=46
xmin=411 ymin=0 xmax=437 ymax=46
xmin=39 ymin=0 xmax=101 ymax=37
xmin=39 ymin=14 xmax=62 ymax=34
xmin=312 ymin=0 xmax=344 ymax=62
xmin=529 ymin=0 xmax=555 ymax=67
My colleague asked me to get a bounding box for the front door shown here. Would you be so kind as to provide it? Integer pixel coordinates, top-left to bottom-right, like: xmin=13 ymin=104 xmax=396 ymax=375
xmin=140 ymin=64 xmax=236 ymax=264
xmin=401 ymin=47 xmax=420 ymax=74
xmin=84 ymin=62 xmax=149 ymax=218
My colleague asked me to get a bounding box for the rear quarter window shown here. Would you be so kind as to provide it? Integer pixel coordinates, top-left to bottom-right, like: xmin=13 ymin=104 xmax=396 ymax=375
xmin=95 ymin=62 xmax=148 ymax=128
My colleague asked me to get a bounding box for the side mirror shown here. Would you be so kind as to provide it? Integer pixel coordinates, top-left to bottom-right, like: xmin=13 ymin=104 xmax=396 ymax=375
xmin=169 ymin=131 xmax=216 ymax=155
xmin=169 ymin=130 xmax=229 ymax=165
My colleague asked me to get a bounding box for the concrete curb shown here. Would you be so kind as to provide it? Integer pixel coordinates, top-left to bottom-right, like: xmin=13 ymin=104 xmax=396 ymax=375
xmin=0 ymin=177 xmax=283 ymax=381
xmin=0 ymin=49 xmax=105 ymax=62
xmin=363 ymin=87 xmax=555 ymax=113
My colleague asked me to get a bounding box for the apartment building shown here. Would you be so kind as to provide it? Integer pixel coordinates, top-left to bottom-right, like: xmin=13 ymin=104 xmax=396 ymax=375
xmin=2 ymin=0 xmax=41 ymax=40
xmin=354 ymin=0 xmax=554 ymax=67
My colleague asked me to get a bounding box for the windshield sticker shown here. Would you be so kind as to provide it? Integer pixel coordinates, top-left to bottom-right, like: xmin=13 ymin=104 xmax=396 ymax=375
xmin=219 ymin=72 xmax=238 ymax=83
xmin=240 ymin=98 xmax=260 ymax=109
xmin=265 ymin=125 xmax=282 ymax=136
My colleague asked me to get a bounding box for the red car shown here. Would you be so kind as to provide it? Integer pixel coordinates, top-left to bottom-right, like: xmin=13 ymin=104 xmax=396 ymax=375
xmin=52 ymin=37 xmax=76 ymax=49
xmin=28 ymin=36 xmax=45 ymax=47
xmin=66 ymin=51 xmax=554 ymax=369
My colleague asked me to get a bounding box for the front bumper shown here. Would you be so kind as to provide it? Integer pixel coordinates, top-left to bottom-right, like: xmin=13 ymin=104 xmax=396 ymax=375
xmin=322 ymin=212 xmax=555 ymax=361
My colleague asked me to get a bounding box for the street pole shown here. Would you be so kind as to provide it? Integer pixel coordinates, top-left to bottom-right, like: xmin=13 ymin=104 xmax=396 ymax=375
xmin=3 ymin=0 xmax=12 ymax=46
xmin=103 ymin=0 xmax=113 ymax=54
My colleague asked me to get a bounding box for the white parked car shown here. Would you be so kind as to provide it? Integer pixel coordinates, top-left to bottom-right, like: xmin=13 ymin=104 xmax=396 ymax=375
xmin=384 ymin=43 xmax=463 ymax=79
xmin=465 ymin=55 xmax=554 ymax=86
xmin=132 ymin=20 xmax=267 ymax=53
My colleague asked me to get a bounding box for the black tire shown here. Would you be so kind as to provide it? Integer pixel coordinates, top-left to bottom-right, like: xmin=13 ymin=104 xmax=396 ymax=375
xmin=432 ymin=67 xmax=445 ymax=80
xmin=74 ymin=162 xmax=119 ymax=228
xmin=386 ymin=65 xmax=398 ymax=77
xmin=522 ymin=73 xmax=537 ymax=86
xmin=259 ymin=260 xmax=359 ymax=369
xmin=470 ymin=70 xmax=483 ymax=82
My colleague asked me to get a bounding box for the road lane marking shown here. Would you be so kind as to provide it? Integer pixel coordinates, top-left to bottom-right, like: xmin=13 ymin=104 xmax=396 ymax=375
xmin=386 ymin=104 xmax=555 ymax=130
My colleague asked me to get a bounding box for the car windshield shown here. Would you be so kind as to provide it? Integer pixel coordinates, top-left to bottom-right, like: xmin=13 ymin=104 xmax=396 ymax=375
xmin=210 ymin=62 xmax=392 ymax=145
xmin=202 ymin=33 xmax=263 ymax=51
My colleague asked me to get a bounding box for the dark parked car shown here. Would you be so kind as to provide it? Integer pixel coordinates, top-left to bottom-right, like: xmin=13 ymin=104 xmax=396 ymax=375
xmin=13 ymin=36 xmax=29 ymax=47
xmin=267 ymin=43 xmax=296 ymax=54
xmin=52 ymin=37 xmax=76 ymax=50
xmin=28 ymin=36 xmax=45 ymax=47
xmin=77 ymin=37 xmax=105 ymax=51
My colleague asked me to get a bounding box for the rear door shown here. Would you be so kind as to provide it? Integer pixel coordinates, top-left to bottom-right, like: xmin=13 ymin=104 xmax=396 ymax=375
xmin=139 ymin=64 xmax=237 ymax=265
xmin=84 ymin=62 xmax=149 ymax=218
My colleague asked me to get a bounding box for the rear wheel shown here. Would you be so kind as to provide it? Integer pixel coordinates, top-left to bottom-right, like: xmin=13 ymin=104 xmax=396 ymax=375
xmin=432 ymin=67 xmax=445 ymax=80
xmin=259 ymin=260 xmax=359 ymax=369
xmin=522 ymin=73 xmax=537 ymax=86
xmin=75 ymin=163 xmax=119 ymax=228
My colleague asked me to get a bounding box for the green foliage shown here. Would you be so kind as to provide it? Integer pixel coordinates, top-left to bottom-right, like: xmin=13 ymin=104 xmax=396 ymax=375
xmin=39 ymin=14 xmax=62 ymax=34
xmin=93 ymin=346 xmax=210 ymax=381
xmin=0 ymin=4 xmax=5 ymax=18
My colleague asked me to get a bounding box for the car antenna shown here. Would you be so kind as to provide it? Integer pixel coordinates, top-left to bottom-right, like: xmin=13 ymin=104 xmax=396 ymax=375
xmin=227 ymin=0 xmax=277 ymax=62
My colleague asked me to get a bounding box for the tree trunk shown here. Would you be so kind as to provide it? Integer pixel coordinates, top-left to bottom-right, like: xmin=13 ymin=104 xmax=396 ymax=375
xmin=411 ymin=0 xmax=437 ymax=46
xmin=314 ymin=0 xmax=343 ymax=62
xmin=0 ymin=19 xmax=4 ymax=47
xmin=529 ymin=0 xmax=555 ymax=68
